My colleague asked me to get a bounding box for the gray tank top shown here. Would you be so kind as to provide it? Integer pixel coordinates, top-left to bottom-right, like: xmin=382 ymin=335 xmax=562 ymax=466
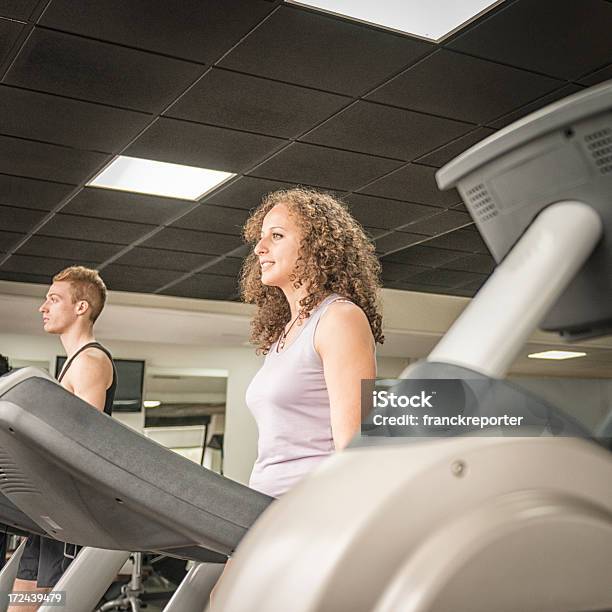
xmin=246 ymin=294 xmax=347 ymax=498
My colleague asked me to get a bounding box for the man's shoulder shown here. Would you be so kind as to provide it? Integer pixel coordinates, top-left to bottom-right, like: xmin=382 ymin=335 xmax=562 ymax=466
xmin=64 ymin=347 xmax=113 ymax=383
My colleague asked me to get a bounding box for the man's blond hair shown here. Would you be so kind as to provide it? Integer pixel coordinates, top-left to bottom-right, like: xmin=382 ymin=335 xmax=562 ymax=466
xmin=53 ymin=266 xmax=107 ymax=323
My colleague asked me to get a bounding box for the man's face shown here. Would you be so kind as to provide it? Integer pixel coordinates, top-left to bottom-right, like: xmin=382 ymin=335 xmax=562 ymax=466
xmin=38 ymin=281 xmax=81 ymax=334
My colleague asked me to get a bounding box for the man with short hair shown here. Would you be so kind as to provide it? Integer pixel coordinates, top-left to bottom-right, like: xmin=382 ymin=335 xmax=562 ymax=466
xmin=10 ymin=266 xmax=116 ymax=611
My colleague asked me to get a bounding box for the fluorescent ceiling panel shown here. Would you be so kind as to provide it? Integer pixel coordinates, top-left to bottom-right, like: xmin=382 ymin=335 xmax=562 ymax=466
xmin=87 ymin=156 xmax=235 ymax=200
xmin=287 ymin=0 xmax=503 ymax=41
xmin=527 ymin=351 xmax=587 ymax=360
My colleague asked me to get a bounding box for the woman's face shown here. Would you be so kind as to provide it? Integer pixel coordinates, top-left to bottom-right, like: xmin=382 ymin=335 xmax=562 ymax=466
xmin=255 ymin=203 xmax=302 ymax=289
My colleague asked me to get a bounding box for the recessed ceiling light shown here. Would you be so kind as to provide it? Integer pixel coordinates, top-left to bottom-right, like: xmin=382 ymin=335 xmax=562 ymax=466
xmin=87 ymin=156 xmax=235 ymax=200
xmin=286 ymin=0 xmax=504 ymax=42
xmin=527 ymin=351 xmax=587 ymax=360
xmin=144 ymin=400 xmax=161 ymax=408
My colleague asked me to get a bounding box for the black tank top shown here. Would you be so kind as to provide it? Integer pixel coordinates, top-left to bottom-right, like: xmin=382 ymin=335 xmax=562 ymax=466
xmin=57 ymin=342 xmax=117 ymax=416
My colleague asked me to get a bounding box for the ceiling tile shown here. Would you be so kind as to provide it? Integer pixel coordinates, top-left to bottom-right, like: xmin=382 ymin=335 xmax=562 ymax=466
xmin=451 ymin=202 xmax=469 ymax=213
xmin=578 ymin=64 xmax=612 ymax=87
xmin=0 ymin=205 xmax=49 ymax=233
xmin=0 ymin=134 xmax=108 ymax=184
xmin=408 ymin=268 xmax=481 ymax=288
xmin=0 ymin=1 xmax=38 ymax=20
xmin=166 ymin=68 xmax=350 ymax=138
xmin=368 ymin=49 xmax=561 ymax=124
xmin=171 ymin=204 xmax=249 ymax=235
xmin=126 ymin=117 xmax=285 ymax=173
xmin=360 ymin=164 xmax=460 ymax=208
xmin=202 ymin=257 xmax=244 ymax=277
xmin=451 ymin=287 xmax=477 ymax=298
xmin=160 ymin=273 xmax=238 ymax=300
xmin=344 ymin=194 xmax=435 ymax=230
xmin=0 ymin=270 xmax=50 ymax=285
xmin=5 ymin=28 xmax=202 ymax=112
xmin=487 ymin=84 xmax=584 ymax=129
xmin=380 ymin=260 xmax=428 ymax=282
xmin=383 ymin=281 xmax=445 ymax=295
xmin=382 ymin=245 xmax=463 ymax=267
xmin=16 ymin=235 xmax=125 ymax=262
xmin=63 ymin=188 xmax=195 ymax=225
xmin=0 ymin=230 xmax=25 ymax=251
xmin=424 ymin=228 xmax=490 ymax=254
xmin=448 ymin=0 xmax=612 ymax=80
xmin=443 ymin=253 xmax=496 ymax=274
xmin=112 ymin=247 xmax=214 ymax=272
xmin=205 ymin=176 xmax=301 ymax=210
xmin=38 ymin=214 xmax=156 ymax=244
xmin=415 ymin=127 xmax=496 ymax=168
xmin=0 ymin=85 xmax=151 ymax=152
xmin=220 ymin=6 xmax=431 ymax=95
xmin=401 ymin=210 xmax=473 ymax=236
xmin=0 ymin=174 xmax=74 ymax=211
xmin=302 ymin=101 xmax=472 ymax=160
xmin=454 ymin=275 xmax=488 ymax=294
xmin=0 ymin=253 xmax=98 ymax=276
xmin=374 ymin=231 xmax=423 ymax=255
xmin=40 ymin=0 xmax=274 ymax=64
xmin=363 ymin=227 xmax=385 ymax=239
xmin=142 ymin=227 xmax=243 ymax=255
xmin=252 ymin=142 xmax=401 ymax=191
xmin=99 ymin=264 xmax=181 ymax=293
xmin=0 ymin=17 xmax=22 ymax=64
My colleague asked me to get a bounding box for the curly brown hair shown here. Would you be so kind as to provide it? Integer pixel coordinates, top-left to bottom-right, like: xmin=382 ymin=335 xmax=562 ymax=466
xmin=241 ymin=187 xmax=384 ymax=353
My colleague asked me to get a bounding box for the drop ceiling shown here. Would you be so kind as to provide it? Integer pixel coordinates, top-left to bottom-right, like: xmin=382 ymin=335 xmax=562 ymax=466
xmin=0 ymin=0 xmax=610 ymax=300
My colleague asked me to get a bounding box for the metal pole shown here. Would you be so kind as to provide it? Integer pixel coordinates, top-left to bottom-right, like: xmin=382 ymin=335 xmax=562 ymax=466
xmin=426 ymin=201 xmax=602 ymax=378
xmin=0 ymin=539 xmax=25 ymax=612
xmin=38 ymin=547 xmax=130 ymax=612
xmin=163 ymin=562 xmax=224 ymax=612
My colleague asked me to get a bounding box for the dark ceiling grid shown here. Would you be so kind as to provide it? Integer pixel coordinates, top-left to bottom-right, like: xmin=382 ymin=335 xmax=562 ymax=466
xmin=37 ymin=0 xmax=277 ymax=65
xmin=0 ymin=0 xmax=610 ymax=300
xmin=366 ymin=48 xmax=563 ymax=124
xmin=485 ymin=83 xmax=585 ymax=130
xmin=0 ymin=84 xmax=153 ymax=153
xmin=0 ymin=2 xmax=284 ymax=294
xmin=80 ymin=1 xmax=432 ymax=298
xmin=0 ymin=16 xmax=24 ymax=68
xmin=163 ymin=67 xmax=352 ymax=140
xmin=0 ymin=0 xmax=41 ymax=21
xmin=217 ymin=4 xmax=433 ymax=96
xmin=579 ymin=63 xmax=612 ymax=88
xmin=152 ymin=5 xmax=456 ymax=297
xmin=446 ymin=0 xmax=612 ymax=81
xmin=0 ymin=0 xmax=51 ymax=77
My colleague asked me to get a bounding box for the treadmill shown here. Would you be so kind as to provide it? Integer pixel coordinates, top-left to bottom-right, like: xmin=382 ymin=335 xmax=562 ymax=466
xmin=0 ymin=367 xmax=272 ymax=611
xmin=212 ymin=79 xmax=612 ymax=611
xmin=0 ymin=80 xmax=611 ymax=611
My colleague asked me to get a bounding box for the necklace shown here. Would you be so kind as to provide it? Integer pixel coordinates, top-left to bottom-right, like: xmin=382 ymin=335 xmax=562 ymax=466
xmin=277 ymin=309 xmax=305 ymax=351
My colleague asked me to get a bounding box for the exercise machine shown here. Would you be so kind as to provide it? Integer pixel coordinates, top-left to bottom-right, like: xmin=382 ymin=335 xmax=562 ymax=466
xmin=0 ymin=80 xmax=610 ymax=611
xmin=0 ymin=367 xmax=272 ymax=611
xmin=212 ymin=79 xmax=612 ymax=611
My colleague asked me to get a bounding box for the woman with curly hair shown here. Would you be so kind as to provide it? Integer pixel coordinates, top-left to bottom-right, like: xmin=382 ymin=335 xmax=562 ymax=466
xmin=241 ymin=187 xmax=384 ymax=498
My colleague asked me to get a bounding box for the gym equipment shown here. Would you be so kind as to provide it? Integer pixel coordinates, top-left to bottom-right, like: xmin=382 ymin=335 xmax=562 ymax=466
xmin=0 ymin=79 xmax=610 ymax=612
xmin=0 ymin=367 xmax=272 ymax=611
xmin=212 ymin=80 xmax=612 ymax=611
